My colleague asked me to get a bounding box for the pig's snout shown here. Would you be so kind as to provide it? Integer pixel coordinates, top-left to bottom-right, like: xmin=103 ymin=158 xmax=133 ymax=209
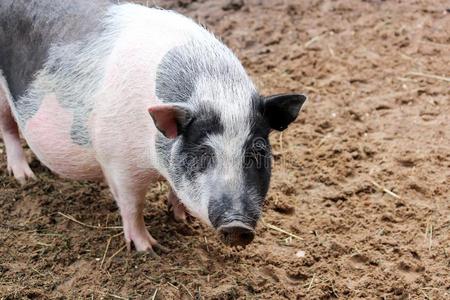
xmin=218 ymin=221 xmax=255 ymax=247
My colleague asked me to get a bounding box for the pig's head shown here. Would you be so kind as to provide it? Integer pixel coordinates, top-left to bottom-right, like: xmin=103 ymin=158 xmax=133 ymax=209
xmin=150 ymin=40 xmax=306 ymax=247
xmin=149 ymin=93 xmax=306 ymax=246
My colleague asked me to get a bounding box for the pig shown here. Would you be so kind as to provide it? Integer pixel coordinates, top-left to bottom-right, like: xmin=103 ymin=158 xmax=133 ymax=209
xmin=0 ymin=0 xmax=306 ymax=255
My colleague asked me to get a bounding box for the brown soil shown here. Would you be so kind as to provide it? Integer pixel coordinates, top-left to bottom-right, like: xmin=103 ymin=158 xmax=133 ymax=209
xmin=1 ymin=0 xmax=449 ymax=299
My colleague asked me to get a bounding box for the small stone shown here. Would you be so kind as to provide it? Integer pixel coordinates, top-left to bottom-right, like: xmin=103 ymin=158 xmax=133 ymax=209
xmin=295 ymin=250 xmax=306 ymax=258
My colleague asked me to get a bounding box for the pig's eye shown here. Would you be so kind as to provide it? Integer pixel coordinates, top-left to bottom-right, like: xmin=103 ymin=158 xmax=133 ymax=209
xmin=244 ymin=139 xmax=269 ymax=169
xmin=181 ymin=144 xmax=215 ymax=177
xmin=253 ymin=139 xmax=267 ymax=150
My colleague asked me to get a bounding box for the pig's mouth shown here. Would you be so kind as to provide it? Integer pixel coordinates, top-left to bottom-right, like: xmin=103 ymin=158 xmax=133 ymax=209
xmin=217 ymin=221 xmax=255 ymax=247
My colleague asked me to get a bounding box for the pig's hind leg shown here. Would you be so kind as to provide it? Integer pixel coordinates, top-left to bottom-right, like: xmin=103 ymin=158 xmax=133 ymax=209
xmin=103 ymin=168 xmax=169 ymax=256
xmin=0 ymin=73 xmax=35 ymax=184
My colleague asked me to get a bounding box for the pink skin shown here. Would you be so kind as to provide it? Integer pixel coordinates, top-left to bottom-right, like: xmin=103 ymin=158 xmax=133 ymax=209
xmin=24 ymin=94 xmax=102 ymax=180
xmin=0 ymin=105 xmax=35 ymax=184
xmin=0 ymin=79 xmax=35 ymax=184
xmin=103 ymin=166 xmax=169 ymax=255
xmin=25 ymin=90 xmax=173 ymax=253
xmin=86 ymin=38 xmax=185 ymax=252
xmin=148 ymin=104 xmax=180 ymax=139
xmin=23 ymin=91 xmax=178 ymax=253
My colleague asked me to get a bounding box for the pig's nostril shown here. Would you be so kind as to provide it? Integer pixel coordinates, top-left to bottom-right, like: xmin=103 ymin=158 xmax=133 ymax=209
xmin=218 ymin=223 xmax=255 ymax=247
xmin=239 ymin=231 xmax=254 ymax=244
xmin=221 ymin=231 xmax=229 ymax=239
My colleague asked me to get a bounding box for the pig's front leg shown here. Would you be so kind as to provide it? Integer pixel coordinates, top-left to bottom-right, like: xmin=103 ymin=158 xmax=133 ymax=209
xmin=104 ymin=170 xmax=168 ymax=256
xmin=0 ymin=74 xmax=35 ymax=184
xmin=168 ymin=189 xmax=188 ymax=223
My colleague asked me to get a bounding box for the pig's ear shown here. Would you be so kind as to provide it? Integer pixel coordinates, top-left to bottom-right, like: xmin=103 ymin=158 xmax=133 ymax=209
xmin=148 ymin=104 xmax=193 ymax=139
xmin=263 ymin=93 xmax=307 ymax=131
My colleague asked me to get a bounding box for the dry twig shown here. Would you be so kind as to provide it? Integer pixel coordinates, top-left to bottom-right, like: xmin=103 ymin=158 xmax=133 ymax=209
xmin=307 ymin=273 xmax=316 ymax=292
xmin=204 ymin=236 xmax=210 ymax=253
xmin=369 ymin=180 xmax=401 ymax=199
xmin=58 ymin=212 xmax=122 ymax=230
xmin=98 ymin=291 xmax=128 ymax=300
xmin=151 ymin=288 xmax=158 ymax=300
xmin=100 ymin=237 xmax=112 ymax=268
xmin=262 ymin=220 xmax=303 ymax=240
xmin=408 ymin=71 xmax=450 ymax=83
xmin=180 ymin=282 xmax=194 ymax=299
xmin=167 ymin=282 xmax=178 ymax=290
xmin=107 ymin=244 xmax=127 ymax=264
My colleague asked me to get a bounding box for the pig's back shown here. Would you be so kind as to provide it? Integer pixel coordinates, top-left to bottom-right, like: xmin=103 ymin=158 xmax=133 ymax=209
xmin=0 ymin=0 xmax=113 ymax=99
xmin=0 ymin=0 xmax=115 ymax=180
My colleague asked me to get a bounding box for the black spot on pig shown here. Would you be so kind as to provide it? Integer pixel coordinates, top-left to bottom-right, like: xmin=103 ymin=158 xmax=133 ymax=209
xmin=70 ymin=115 xmax=91 ymax=146
xmin=177 ymin=109 xmax=224 ymax=180
xmin=0 ymin=0 xmax=113 ymax=146
xmin=156 ymin=107 xmax=224 ymax=186
xmin=156 ymin=38 xmax=248 ymax=104
xmin=242 ymin=132 xmax=271 ymax=205
xmin=0 ymin=0 xmax=111 ymax=99
xmin=156 ymin=44 xmax=196 ymax=103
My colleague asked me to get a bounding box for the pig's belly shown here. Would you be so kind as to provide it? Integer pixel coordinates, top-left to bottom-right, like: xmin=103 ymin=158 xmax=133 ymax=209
xmin=22 ymin=94 xmax=103 ymax=180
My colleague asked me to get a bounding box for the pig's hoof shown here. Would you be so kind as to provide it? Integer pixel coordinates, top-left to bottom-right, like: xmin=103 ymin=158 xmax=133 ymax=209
xmin=167 ymin=191 xmax=189 ymax=223
xmin=137 ymin=244 xmax=168 ymax=258
xmin=128 ymin=242 xmax=160 ymax=258
xmin=153 ymin=243 xmax=169 ymax=254
xmin=169 ymin=203 xmax=188 ymax=223
xmin=125 ymin=238 xmax=169 ymax=256
xmin=146 ymin=247 xmax=160 ymax=259
xmin=7 ymin=160 xmax=36 ymax=185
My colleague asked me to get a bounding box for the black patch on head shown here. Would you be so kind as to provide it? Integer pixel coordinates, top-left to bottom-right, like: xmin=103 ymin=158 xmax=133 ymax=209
xmin=175 ymin=108 xmax=224 ymax=181
xmin=243 ymin=121 xmax=271 ymax=200
xmin=155 ymin=39 xmax=248 ymax=104
xmin=155 ymin=107 xmax=224 ymax=187
xmin=155 ymin=44 xmax=196 ymax=103
xmin=244 ymin=94 xmax=272 ymax=203
xmin=182 ymin=108 xmax=223 ymax=144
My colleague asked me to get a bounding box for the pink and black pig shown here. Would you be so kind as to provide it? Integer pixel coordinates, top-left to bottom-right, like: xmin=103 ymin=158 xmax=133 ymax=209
xmin=0 ymin=0 xmax=306 ymax=255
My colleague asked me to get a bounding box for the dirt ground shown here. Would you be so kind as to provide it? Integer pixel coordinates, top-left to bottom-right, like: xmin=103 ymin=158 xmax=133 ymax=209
xmin=1 ymin=0 xmax=449 ymax=299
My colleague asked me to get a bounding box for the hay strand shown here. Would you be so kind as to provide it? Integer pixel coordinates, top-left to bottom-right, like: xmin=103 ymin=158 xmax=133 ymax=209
xmin=408 ymin=71 xmax=450 ymax=83
xmin=58 ymin=212 xmax=122 ymax=230
xmin=263 ymin=220 xmax=303 ymax=240
xmin=369 ymin=180 xmax=401 ymax=199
